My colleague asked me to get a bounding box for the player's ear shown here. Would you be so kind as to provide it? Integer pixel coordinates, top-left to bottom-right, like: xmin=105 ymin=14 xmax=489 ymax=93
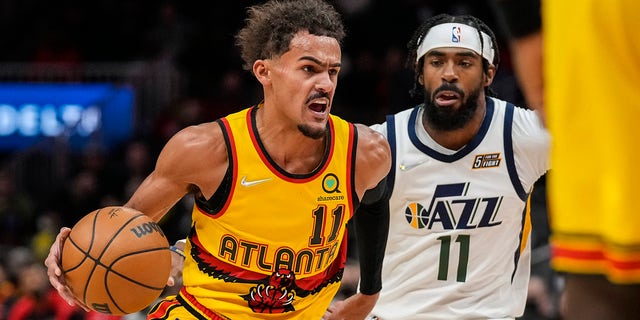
xmin=253 ymin=60 xmax=271 ymax=85
xmin=417 ymin=60 xmax=425 ymax=86
xmin=484 ymin=64 xmax=496 ymax=86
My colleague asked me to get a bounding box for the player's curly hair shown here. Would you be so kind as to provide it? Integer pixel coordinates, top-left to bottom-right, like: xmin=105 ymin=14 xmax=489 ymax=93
xmin=406 ymin=14 xmax=500 ymax=99
xmin=235 ymin=0 xmax=346 ymax=72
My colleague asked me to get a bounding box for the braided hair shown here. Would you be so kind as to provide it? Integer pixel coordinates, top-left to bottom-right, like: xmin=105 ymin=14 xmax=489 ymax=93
xmin=406 ymin=14 xmax=500 ymax=100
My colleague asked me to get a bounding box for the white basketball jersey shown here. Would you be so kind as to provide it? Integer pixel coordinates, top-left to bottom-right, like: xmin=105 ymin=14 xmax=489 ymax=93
xmin=369 ymin=97 xmax=550 ymax=319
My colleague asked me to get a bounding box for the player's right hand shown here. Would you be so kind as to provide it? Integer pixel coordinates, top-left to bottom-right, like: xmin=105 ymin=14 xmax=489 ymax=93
xmin=44 ymin=227 xmax=90 ymax=311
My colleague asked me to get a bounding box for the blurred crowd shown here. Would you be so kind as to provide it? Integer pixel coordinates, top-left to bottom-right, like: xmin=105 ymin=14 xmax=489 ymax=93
xmin=0 ymin=1 xmax=561 ymax=319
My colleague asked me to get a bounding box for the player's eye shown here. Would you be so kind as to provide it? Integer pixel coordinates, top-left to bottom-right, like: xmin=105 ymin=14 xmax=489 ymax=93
xmin=428 ymin=59 xmax=443 ymax=67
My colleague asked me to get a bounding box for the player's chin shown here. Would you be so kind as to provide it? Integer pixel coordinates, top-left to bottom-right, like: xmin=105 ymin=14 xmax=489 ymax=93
xmin=298 ymin=123 xmax=327 ymax=139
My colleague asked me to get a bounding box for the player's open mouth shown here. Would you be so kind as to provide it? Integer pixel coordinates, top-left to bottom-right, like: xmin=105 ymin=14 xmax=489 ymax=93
xmin=308 ymin=102 xmax=328 ymax=113
xmin=435 ymin=91 xmax=460 ymax=106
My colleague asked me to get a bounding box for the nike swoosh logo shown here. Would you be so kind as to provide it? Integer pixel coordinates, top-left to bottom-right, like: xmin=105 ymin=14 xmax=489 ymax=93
xmin=240 ymin=176 xmax=272 ymax=187
xmin=399 ymin=159 xmax=429 ymax=171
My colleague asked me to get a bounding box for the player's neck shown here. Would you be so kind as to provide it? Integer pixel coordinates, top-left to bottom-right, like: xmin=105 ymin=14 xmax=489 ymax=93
xmin=255 ymin=107 xmax=328 ymax=174
xmin=264 ymin=135 xmax=328 ymax=174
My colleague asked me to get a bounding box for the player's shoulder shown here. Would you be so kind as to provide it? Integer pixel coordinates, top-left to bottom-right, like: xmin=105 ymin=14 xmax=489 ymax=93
xmin=488 ymin=96 xmax=542 ymax=124
xmin=353 ymin=123 xmax=391 ymax=191
xmin=165 ymin=121 xmax=226 ymax=155
xmin=370 ymin=105 xmax=421 ymax=136
xmin=509 ymin=103 xmax=544 ymax=128
xmin=386 ymin=105 xmax=420 ymax=125
xmin=489 ymin=96 xmax=533 ymax=114
xmin=354 ymin=123 xmax=388 ymax=147
xmin=354 ymin=123 xmax=391 ymax=167
xmin=494 ymin=97 xmax=550 ymax=151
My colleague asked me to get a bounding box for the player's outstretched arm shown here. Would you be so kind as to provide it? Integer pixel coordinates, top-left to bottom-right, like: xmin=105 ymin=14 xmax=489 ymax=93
xmin=45 ymin=121 xmax=228 ymax=303
xmin=125 ymin=122 xmax=228 ymax=287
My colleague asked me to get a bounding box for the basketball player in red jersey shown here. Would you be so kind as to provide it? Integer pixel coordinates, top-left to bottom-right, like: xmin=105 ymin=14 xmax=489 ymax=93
xmin=44 ymin=0 xmax=391 ymax=318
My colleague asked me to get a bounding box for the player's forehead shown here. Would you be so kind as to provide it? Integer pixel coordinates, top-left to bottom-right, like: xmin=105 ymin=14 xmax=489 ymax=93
xmin=283 ymin=31 xmax=342 ymax=65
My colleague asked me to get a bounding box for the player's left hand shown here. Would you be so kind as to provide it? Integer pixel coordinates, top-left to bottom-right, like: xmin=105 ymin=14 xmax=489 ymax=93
xmin=323 ymin=292 xmax=379 ymax=320
xmin=44 ymin=227 xmax=90 ymax=311
xmin=166 ymin=239 xmax=186 ymax=287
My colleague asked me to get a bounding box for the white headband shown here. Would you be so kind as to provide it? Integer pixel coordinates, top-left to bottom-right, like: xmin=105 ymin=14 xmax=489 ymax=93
xmin=416 ymin=23 xmax=495 ymax=63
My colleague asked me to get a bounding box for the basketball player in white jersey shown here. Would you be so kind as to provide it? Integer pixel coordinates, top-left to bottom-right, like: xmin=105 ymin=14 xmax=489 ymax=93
xmin=325 ymin=14 xmax=550 ymax=319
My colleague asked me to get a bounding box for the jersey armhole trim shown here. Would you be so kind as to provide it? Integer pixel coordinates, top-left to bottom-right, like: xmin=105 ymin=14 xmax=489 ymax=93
xmin=385 ymin=114 xmax=397 ymax=198
xmin=194 ymin=119 xmax=237 ymax=218
xmin=503 ymin=103 xmax=528 ymax=201
xmin=349 ymin=123 xmax=358 ymax=215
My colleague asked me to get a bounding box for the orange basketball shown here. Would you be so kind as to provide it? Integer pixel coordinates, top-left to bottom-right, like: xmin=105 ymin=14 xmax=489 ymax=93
xmin=61 ymin=206 xmax=171 ymax=315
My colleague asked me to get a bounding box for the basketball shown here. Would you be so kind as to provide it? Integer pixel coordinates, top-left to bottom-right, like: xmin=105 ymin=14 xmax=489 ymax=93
xmin=61 ymin=206 xmax=171 ymax=315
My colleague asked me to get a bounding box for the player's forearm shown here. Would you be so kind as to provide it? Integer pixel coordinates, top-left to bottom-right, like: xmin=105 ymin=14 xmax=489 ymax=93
xmin=510 ymin=32 xmax=544 ymax=111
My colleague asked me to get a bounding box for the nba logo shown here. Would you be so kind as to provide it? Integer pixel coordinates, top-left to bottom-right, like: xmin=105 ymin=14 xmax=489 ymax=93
xmin=451 ymin=26 xmax=461 ymax=43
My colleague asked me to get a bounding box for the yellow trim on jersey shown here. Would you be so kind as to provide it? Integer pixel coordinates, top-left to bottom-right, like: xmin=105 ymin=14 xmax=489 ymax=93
xmin=519 ymin=194 xmax=532 ymax=255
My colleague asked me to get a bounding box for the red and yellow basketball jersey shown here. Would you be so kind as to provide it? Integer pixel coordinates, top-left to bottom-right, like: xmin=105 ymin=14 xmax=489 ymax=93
xmin=544 ymin=0 xmax=640 ymax=283
xmin=180 ymin=106 xmax=357 ymax=318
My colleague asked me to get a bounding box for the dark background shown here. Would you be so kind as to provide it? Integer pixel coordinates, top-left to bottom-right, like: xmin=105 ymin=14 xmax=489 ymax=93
xmin=0 ymin=0 xmax=523 ymax=233
xmin=0 ymin=0 xmax=518 ymax=124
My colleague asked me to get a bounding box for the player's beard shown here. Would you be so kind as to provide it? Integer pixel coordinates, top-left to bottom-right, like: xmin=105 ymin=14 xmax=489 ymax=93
xmin=423 ymin=83 xmax=482 ymax=131
xmin=298 ymin=124 xmax=327 ymax=139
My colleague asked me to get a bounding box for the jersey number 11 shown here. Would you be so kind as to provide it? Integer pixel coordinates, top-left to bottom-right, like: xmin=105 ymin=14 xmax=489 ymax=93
xmin=437 ymin=234 xmax=470 ymax=282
